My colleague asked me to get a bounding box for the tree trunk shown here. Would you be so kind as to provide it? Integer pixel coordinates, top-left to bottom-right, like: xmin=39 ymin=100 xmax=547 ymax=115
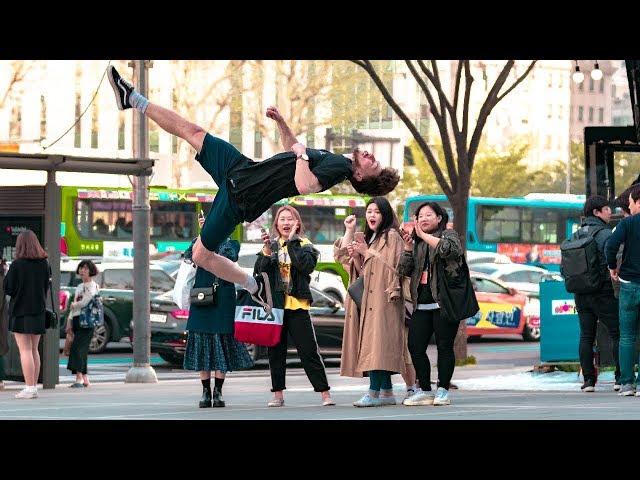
xmin=449 ymin=181 xmax=470 ymax=361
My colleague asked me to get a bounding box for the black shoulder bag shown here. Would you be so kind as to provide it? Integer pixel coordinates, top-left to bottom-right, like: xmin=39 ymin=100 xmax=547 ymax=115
xmin=45 ymin=264 xmax=58 ymax=329
xmin=189 ymin=278 xmax=219 ymax=307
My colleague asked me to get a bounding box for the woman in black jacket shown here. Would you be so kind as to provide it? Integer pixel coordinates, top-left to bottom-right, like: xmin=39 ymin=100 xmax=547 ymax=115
xmin=254 ymin=205 xmax=335 ymax=407
xmin=3 ymin=230 xmax=51 ymax=399
xmin=398 ymin=202 xmax=477 ymax=407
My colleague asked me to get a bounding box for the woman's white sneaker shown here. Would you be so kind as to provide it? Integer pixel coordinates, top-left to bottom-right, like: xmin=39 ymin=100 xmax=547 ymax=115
xmin=432 ymin=387 xmax=451 ymax=406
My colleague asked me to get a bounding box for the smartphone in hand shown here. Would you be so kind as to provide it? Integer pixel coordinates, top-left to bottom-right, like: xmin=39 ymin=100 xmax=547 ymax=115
xmin=401 ymin=221 xmax=415 ymax=236
xmin=354 ymin=231 xmax=365 ymax=243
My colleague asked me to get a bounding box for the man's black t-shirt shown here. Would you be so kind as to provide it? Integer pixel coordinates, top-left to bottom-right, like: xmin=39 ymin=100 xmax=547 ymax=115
xmin=228 ymin=148 xmax=353 ymax=222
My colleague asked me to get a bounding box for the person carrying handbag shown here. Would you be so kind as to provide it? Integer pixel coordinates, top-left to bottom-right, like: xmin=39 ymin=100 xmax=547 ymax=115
xmin=398 ymin=202 xmax=479 ymax=407
xmin=66 ymin=260 xmax=99 ymax=388
xmin=3 ymin=230 xmax=50 ymax=399
xmin=182 ymin=217 xmax=254 ymax=409
xmin=334 ymin=197 xmax=411 ymax=407
xmin=253 ymin=205 xmax=335 ymax=408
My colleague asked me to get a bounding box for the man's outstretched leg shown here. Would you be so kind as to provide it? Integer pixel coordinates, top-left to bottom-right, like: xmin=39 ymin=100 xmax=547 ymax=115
xmin=106 ymin=65 xmax=271 ymax=310
xmin=108 ymin=65 xmax=206 ymax=153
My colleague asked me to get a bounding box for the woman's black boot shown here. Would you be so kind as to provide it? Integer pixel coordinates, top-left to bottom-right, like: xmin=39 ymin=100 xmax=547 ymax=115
xmin=199 ymin=387 xmax=212 ymax=408
xmin=212 ymin=387 xmax=226 ymax=407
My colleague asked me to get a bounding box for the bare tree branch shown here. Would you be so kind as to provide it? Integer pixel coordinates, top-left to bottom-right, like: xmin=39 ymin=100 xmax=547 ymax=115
xmin=0 ymin=61 xmax=32 ymax=110
xmin=359 ymin=60 xmax=453 ymax=197
xmin=496 ymin=60 xmax=537 ymax=103
xmin=407 ymin=60 xmax=458 ymax=186
xmin=468 ymin=61 xmax=514 ymax=171
xmin=452 ymin=60 xmax=463 ymax=114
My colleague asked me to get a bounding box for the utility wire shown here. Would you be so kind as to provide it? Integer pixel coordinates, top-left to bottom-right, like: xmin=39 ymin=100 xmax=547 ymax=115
xmin=42 ymin=60 xmax=112 ymax=151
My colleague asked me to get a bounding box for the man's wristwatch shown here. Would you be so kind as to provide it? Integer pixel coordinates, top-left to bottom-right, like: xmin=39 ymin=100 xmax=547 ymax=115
xmin=296 ymin=153 xmax=309 ymax=161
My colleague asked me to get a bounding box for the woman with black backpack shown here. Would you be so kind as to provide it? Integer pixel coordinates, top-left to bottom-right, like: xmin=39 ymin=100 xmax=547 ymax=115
xmin=398 ymin=202 xmax=478 ymax=407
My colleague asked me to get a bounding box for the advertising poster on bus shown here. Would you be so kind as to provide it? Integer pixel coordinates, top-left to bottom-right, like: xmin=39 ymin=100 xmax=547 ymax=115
xmin=497 ymin=243 xmax=562 ymax=264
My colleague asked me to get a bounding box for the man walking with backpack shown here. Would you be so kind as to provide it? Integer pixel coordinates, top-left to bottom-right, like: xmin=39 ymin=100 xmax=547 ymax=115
xmin=561 ymin=195 xmax=620 ymax=392
xmin=606 ymin=185 xmax=640 ymax=396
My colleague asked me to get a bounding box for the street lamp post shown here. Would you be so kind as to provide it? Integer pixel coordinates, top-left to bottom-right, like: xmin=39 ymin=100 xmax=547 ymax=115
xmin=125 ymin=59 xmax=157 ymax=384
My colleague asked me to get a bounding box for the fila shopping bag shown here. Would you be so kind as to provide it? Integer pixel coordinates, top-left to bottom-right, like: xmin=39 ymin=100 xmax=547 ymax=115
xmin=234 ymin=273 xmax=284 ymax=347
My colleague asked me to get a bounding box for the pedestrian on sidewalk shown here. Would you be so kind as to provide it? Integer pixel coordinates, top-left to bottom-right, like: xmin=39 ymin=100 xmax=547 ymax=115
xmin=3 ymin=230 xmax=50 ymax=399
xmin=66 ymin=259 xmax=100 ymax=388
xmin=398 ymin=202 xmax=477 ymax=406
xmin=183 ymin=219 xmax=253 ymax=409
xmin=254 ymin=205 xmax=335 ymax=407
xmin=334 ymin=197 xmax=407 ymax=407
xmin=563 ymin=196 xmax=620 ymax=393
xmin=0 ymin=258 xmax=9 ymax=391
xmin=605 ymin=184 xmax=640 ymax=397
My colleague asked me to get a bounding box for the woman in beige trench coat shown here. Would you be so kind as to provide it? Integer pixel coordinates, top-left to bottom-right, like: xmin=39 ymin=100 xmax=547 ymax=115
xmin=334 ymin=196 xmax=410 ymax=407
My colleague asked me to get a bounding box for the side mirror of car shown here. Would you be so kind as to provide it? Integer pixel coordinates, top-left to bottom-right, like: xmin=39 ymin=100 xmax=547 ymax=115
xmin=508 ymin=287 xmax=517 ymax=296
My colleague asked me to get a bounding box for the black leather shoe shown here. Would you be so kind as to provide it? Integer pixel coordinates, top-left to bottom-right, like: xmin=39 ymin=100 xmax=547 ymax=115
xmin=199 ymin=388 xmax=212 ymax=408
xmin=212 ymin=387 xmax=226 ymax=408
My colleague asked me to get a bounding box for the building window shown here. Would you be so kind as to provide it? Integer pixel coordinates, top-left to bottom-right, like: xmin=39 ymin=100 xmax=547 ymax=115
xmin=91 ymin=102 xmax=99 ymax=149
xmin=579 ymin=81 xmax=584 ymax=92
xmin=171 ymin=89 xmax=178 ymax=154
xmin=404 ymin=146 xmax=415 ymax=167
xmin=254 ymin=131 xmax=263 ymax=158
xmin=229 ymin=61 xmax=243 ymax=150
xmin=599 ymin=79 xmax=604 ymax=93
xmin=254 ymin=62 xmax=264 ymax=156
xmin=149 ymin=88 xmax=159 ymax=152
xmin=589 ymin=107 xmax=594 ymax=122
xmin=40 ymin=95 xmax=47 ymax=140
xmin=589 ymin=77 xmax=594 ymax=92
xmin=547 ymin=104 xmax=552 ymax=119
xmin=578 ymin=106 xmax=584 ymax=122
xmin=599 ymin=107 xmax=604 ymax=123
xmin=149 ymin=126 xmax=159 ymax=153
xmin=558 ymin=75 xmax=563 ymax=89
xmin=74 ymin=92 xmax=82 ymax=148
xmin=118 ymin=113 xmax=125 ymax=150
xmin=545 ymin=135 xmax=552 ymax=149
xmin=548 ymin=73 xmax=553 ymax=87
xmin=9 ymin=96 xmax=21 ymax=139
xmin=558 ymin=105 xmax=563 ymax=119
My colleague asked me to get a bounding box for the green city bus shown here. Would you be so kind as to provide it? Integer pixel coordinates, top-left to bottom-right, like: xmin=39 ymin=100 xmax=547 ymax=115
xmin=60 ymin=186 xmax=240 ymax=259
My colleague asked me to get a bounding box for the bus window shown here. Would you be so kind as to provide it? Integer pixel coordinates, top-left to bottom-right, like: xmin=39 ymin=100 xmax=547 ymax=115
xmin=150 ymin=202 xmax=196 ymax=241
xmin=76 ymin=199 xmax=133 ymax=240
xmin=478 ymin=206 xmax=521 ymax=243
xmin=300 ymin=206 xmax=366 ymax=244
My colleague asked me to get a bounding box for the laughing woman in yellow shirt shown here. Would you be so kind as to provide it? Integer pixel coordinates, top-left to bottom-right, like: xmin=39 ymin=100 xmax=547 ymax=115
xmin=254 ymin=205 xmax=335 ymax=408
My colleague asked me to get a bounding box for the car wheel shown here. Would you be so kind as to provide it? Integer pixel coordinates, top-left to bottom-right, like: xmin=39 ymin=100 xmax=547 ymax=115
xmin=324 ymin=289 xmax=343 ymax=304
xmin=245 ymin=343 xmax=261 ymax=362
xmin=89 ymin=321 xmax=111 ymax=354
xmin=158 ymin=352 xmax=184 ymax=366
xmin=522 ymin=325 xmax=541 ymax=342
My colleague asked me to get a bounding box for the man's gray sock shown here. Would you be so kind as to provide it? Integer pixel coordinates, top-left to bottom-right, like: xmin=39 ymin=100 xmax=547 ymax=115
xmin=129 ymin=90 xmax=149 ymax=114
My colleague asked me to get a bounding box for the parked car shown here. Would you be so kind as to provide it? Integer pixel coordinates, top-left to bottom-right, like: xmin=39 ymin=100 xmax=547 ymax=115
xmin=469 ymin=262 xmax=562 ymax=296
xmin=150 ymin=286 xmax=345 ymax=366
xmin=59 ymin=261 xmax=176 ymax=353
xmin=466 ymin=251 xmax=512 ymax=265
xmin=468 ymin=272 xmax=540 ymax=342
xmin=236 ymin=244 xmax=347 ymax=303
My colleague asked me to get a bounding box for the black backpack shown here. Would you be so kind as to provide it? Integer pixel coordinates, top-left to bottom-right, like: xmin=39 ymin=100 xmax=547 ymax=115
xmin=560 ymin=225 xmax=606 ymax=294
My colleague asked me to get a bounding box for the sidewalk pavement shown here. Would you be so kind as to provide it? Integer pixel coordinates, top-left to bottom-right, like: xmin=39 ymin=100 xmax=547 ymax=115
xmin=1 ymin=364 xmax=637 ymax=420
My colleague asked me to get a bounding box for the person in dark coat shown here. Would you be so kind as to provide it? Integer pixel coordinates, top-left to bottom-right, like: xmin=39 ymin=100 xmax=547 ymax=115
xmin=183 ymin=222 xmax=253 ymax=408
xmin=0 ymin=260 xmax=9 ymax=390
xmin=3 ymin=230 xmax=50 ymax=399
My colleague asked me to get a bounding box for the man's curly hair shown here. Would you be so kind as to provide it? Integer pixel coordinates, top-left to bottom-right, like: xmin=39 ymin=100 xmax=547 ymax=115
xmin=349 ymin=167 xmax=400 ymax=196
